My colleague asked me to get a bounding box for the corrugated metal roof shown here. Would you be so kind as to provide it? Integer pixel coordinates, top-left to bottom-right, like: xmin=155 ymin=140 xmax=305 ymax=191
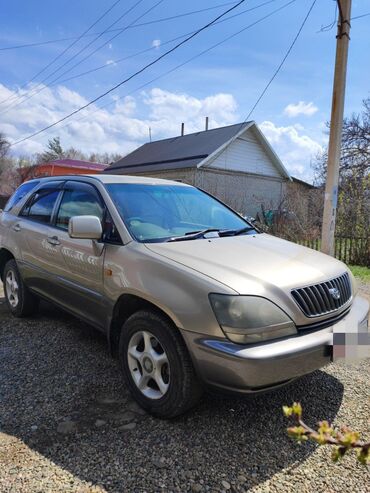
xmin=107 ymin=122 xmax=250 ymax=173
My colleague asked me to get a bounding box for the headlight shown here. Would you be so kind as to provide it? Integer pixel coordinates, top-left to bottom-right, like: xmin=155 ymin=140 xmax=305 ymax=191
xmin=209 ymin=294 xmax=296 ymax=344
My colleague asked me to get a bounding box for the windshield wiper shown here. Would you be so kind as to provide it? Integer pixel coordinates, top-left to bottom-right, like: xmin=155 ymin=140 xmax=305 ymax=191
xmin=166 ymin=226 xmax=256 ymax=242
xmin=219 ymin=226 xmax=255 ymax=237
xmin=167 ymin=228 xmax=221 ymax=242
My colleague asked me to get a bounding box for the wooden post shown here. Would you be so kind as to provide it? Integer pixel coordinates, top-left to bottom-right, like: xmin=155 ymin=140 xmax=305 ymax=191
xmin=321 ymin=0 xmax=352 ymax=256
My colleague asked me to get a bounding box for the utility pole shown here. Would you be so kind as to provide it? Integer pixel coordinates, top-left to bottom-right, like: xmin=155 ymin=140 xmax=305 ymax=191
xmin=321 ymin=0 xmax=352 ymax=256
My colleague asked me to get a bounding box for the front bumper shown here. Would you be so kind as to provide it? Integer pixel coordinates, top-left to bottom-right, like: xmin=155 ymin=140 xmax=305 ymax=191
xmin=182 ymin=295 xmax=369 ymax=393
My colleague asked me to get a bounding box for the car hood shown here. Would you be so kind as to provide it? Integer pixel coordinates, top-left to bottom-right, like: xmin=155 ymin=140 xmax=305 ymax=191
xmin=145 ymin=233 xmax=348 ymax=295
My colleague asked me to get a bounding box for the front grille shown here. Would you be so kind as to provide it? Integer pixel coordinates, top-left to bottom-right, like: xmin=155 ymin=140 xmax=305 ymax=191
xmin=291 ymin=272 xmax=352 ymax=317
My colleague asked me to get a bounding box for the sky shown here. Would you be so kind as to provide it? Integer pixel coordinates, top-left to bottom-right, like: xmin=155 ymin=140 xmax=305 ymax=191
xmin=0 ymin=0 xmax=369 ymax=182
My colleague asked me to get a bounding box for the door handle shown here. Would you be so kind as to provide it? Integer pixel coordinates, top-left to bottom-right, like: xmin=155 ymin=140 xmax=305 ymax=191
xmin=12 ymin=224 xmax=21 ymax=232
xmin=47 ymin=236 xmax=60 ymax=246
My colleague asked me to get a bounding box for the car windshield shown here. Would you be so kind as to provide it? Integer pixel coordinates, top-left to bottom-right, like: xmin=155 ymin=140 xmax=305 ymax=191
xmin=106 ymin=183 xmax=256 ymax=243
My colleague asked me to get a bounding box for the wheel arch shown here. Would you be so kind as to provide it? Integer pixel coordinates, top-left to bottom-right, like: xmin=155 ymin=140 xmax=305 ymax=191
xmin=0 ymin=248 xmax=15 ymax=281
xmin=108 ymin=293 xmax=182 ymax=357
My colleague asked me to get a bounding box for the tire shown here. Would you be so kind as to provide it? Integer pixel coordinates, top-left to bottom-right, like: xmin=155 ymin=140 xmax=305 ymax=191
xmin=119 ymin=310 xmax=203 ymax=418
xmin=3 ymin=259 xmax=39 ymax=317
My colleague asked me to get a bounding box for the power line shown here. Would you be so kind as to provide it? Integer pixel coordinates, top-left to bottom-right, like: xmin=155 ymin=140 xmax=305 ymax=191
xmin=0 ymin=1 xmax=238 ymax=52
xmin=351 ymin=11 xmax=370 ymax=20
xmin=0 ymin=0 xmax=148 ymax=112
xmin=41 ymin=0 xmax=282 ymax=86
xmin=1 ymin=2 xmax=367 ymax=53
xmin=9 ymin=0 xmax=247 ymax=147
xmin=2 ymin=0 xmax=280 ymax=111
xmin=0 ymin=0 xmax=122 ymax=106
xmin=317 ymin=1 xmax=337 ymax=32
xmin=242 ymin=0 xmax=317 ymax=122
xmin=56 ymin=0 xmax=297 ymax=135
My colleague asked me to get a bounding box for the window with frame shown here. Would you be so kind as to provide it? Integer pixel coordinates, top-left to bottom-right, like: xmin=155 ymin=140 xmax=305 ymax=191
xmin=56 ymin=185 xmax=104 ymax=230
xmin=4 ymin=180 xmax=40 ymax=212
xmin=21 ymin=189 xmax=60 ymax=224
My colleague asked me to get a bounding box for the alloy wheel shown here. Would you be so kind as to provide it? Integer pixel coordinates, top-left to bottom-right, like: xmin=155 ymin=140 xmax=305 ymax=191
xmin=127 ymin=330 xmax=170 ymax=399
xmin=5 ymin=270 xmax=19 ymax=308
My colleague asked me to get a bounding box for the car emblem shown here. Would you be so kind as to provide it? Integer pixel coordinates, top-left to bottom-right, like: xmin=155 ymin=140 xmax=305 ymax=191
xmin=328 ymin=287 xmax=340 ymax=300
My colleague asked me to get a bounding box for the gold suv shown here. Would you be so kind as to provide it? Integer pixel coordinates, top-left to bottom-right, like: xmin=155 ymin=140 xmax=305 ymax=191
xmin=0 ymin=175 xmax=368 ymax=417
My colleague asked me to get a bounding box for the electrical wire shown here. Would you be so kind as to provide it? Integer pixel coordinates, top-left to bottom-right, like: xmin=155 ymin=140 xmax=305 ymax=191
xmin=2 ymin=2 xmax=367 ymax=53
xmin=317 ymin=0 xmax=337 ymax=32
xmin=2 ymin=0 xmax=285 ymax=114
xmin=351 ymin=12 xmax=370 ymax=20
xmin=9 ymin=0 xmax=247 ymax=147
xmin=2 ymin=0 xmax=279 ymax=113
xmin=0 ymin=0 xmax=122 ymax=106
xmin=35 ymin=0 xmax=282 ymax=87
xmin=0 ymin=0 xmax=148 ymax=112
xmin=55 ymin=0 xmax=297 ymax=135
xmin=0 ymin=1 xmax=238 ymax=52
xmin=242 ymin=0 xmax=317 ymax=123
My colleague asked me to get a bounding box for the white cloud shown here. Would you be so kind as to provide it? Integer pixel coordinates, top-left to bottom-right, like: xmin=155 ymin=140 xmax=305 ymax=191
xmin=105 ymin=59 xmax=117 ymax=66
xmin=260 ymin=120 xmax=323 ymax=181
xmin=143 ymin=88 xmax=238 ymax=136
xmin=0 ymin=84 xmax=238 ymax=158
xmin=151 ymin=39 xmax=161 ymax=49
xmin=284 ymin=101 xmax=318 ymax=118
xmin=0 ymin=83 xmax=322 ymax=180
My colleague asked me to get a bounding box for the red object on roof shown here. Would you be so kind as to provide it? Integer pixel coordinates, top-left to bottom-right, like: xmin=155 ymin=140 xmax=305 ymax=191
xmin=25 ymin=159 xmax=109 ymax=179
xmin=46 ymin=159 xmax=108 ymax=171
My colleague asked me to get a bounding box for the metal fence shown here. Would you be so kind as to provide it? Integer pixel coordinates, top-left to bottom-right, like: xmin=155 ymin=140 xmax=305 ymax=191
xmin=296 ymin=236 xmax=369 ymax=267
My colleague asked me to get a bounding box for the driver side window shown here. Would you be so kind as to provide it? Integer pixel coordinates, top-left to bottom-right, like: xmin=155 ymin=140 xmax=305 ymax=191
xmin=56 ymin=184 xmax=104 ymax=230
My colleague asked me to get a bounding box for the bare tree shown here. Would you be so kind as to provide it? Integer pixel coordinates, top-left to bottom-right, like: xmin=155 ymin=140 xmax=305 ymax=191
xmin=313 ymin=98 xmax=370 ymax=184
xmin=312 ymin=98 xmax=370 ymax=245
xmin=0 ymin=132 xmax=11 ymax=173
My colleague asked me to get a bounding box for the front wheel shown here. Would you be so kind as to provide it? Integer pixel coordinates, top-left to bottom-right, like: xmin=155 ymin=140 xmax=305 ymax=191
xmin=3 ymin=259 xmax=39 ymax=317
xmin=119 ymin=310 xmax=203 ymax=418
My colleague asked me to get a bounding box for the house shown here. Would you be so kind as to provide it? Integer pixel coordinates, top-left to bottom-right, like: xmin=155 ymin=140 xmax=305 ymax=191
xmin=31 ymin=158 xmax=108 ymax=177
xmin=106 ymin=121 xmax=292 ymax=216
xmin=0 ymin=159 xmax=108 ymax=202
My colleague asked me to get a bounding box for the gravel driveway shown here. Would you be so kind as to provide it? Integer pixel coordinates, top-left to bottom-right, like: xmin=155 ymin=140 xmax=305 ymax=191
xmin=0 ymin=283 xmax=369 ymax=493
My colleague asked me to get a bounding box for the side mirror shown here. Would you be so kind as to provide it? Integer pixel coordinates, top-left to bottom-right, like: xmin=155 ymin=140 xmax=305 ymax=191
xmin=68 ymin=215 xmax=102 ymax=240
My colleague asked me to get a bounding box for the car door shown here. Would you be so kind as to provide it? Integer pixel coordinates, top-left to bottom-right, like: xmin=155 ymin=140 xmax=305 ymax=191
xmin=16 ymin=181 xmax=64 ymax=298
xmin=48 ymin=181 xmax=107 ymax=328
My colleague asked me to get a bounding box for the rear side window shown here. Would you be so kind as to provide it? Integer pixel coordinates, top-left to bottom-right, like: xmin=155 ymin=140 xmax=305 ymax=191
xmin=3 ymin=181 xmax=40 ymax=212
xmin=21 ymin=189 xmax=60 ymax=224
xmin=56 ymin=184 xmax=104 ymax=230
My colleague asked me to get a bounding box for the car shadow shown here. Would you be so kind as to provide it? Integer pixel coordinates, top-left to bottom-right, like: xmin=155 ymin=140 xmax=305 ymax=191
xmin=0 ymin=297 xmax=344 ymax=492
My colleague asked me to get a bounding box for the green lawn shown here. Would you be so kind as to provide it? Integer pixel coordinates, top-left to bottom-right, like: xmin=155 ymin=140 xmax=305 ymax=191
xmin=349 ymin=265 xmax=370 ymax=283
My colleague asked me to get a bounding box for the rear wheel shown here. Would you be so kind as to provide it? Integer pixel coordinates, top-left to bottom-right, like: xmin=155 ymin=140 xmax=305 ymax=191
xmin=3 ymin=259 xmax=39 ymax=317
xmin=119 ymin=310 xmax=203 ymax=418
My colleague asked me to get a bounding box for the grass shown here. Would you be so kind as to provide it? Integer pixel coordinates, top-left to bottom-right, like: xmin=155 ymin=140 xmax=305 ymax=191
xmin=349 ymin=265 xmax=370 ymax=283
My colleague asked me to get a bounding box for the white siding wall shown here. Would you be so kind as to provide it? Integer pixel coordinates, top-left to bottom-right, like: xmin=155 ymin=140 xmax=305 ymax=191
xmin=205 ymin=127 xmax=280 ymax=178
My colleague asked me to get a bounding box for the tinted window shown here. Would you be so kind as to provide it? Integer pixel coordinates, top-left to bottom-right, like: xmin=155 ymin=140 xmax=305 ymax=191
xmin=4 ymin=181 xmax=40 ymax=212
xmin=22 ymin=189 xmax=60 ymax=223
xmin=56 ymin=185 xmax=104 ymax=230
